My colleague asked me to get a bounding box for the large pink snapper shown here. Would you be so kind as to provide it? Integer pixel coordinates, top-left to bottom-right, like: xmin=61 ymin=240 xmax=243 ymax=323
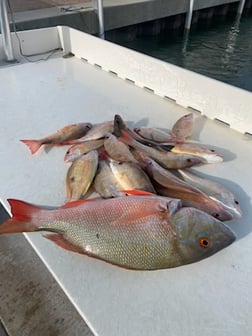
xmin=0 ymin=194 xmax=235 ymax=270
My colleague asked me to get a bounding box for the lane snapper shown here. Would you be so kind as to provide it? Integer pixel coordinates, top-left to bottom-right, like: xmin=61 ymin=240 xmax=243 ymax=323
xmin=170 ymin=143 xmax=223 ymax=164
xmin=143 ymin=157 xmax=234 ymax=221
xmin=104 ymin=133 xmax=138 ymax=163
xmin=93 ymin=160 xmax=125 ymax=198
xmin=0 ymin=194 xmax=235 ymax=270
xmin=109 ymin=160 xmax=156 ymax=193
xmin=134 ymin=127 xmax=173 ymax=143
xmin=66 ymin=150 xmax=98 ymax=201
xmin=177 ymin=169 xmax=242 ymax=219
xmin=64 ymin=139 xmax=104 ymax=162
xmin=67 ymin=121 xmax=114 ymax=144
xmin=114 ymin=114 xmax=203 ymax=169
xmin=171 ymin=112 xmax=194 ymax=142
xmin=116 ymin=127 xmax=204 ymax=169
xmin=21 ymin=122 xmax=92 ymax=154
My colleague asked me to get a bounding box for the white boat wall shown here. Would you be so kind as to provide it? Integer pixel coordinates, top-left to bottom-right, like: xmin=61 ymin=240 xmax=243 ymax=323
xmin=1 ymin=26 xmax=252 ymax=134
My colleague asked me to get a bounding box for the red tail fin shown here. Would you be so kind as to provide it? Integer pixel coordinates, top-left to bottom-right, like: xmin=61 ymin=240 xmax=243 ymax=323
xmin=20 ymin=139 xmax=42 ymax=154
xmin=0 ymin=199 xmax=42 ymax=234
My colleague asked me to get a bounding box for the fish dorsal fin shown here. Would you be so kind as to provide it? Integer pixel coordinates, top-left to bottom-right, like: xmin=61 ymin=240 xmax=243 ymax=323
xmin=122 ymin=190 xmax=156 ymax=196
xmin=60 ymin=198 xmax=97 ymax=209
xmin=7 ymin=198 xmax=43 ymax=221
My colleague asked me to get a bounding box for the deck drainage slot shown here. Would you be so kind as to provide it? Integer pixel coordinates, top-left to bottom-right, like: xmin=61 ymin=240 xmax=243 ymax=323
xmin=63 ymin=52 xmax=75 ymax=59
xmin=109 ymin=70 xmax=118 ymax=76
xmin=125 ymin=78 xmax=135 ymax=84
xmin=164 ymin=96 xmax=176 ymax=103
xmin=81 ymin=57 xmax=88 ymax=62
xmin=143 ymin=86 xmax=154 ymax=93
xmin=94 ymin=63 xmax=102 ymax=69
xmin=244 ymin=132 xmax=252 ymax=139
xmin=187 ymin=106 xmax=202 ymax=114
xmin=214 ymin=118 xmax=230 ymax=127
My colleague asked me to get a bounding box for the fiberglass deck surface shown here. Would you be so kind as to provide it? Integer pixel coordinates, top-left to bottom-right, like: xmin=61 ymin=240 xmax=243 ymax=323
xmin=0 ymin=55 xmax=252 ymax=336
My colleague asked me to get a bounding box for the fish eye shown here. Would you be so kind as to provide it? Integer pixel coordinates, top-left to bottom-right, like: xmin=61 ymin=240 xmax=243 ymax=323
xmin=199 ymin=238 xmax=211 ymax=248
xmin=66 ymin=150 xmax=70 ymax=154
xmin=210 ymin=149 xmax=215 ymax=152
xmin=234 ymin=200 xmax=239 ymax=205
xmin=212 ymin=212 xmax=220 ymax=219
xmin=186 ymin=158 xmax=192 ymax=163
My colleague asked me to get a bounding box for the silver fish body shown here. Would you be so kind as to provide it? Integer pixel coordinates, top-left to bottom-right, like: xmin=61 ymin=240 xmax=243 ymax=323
xmin=171 ymin=143 xmax=223 ymax=164
xmin=104 ymin=133 xmax=137 ymax=163
xmin=134 ymin=127 xmax=172 ymax=143
xmin=143 ymin=157 xmax=234 ymax=221
xmin=109 ymin=160 xmax=156 ymax=193
xmin=64 ymin=139 xmax=104 ymax=162
xmin=178 ymin=169 xmax=242 ymax=219
xmin=118 ymin=129 xmax=204 ymax=169
xmin=66 ymin=150 xmax=98 ymax=201
xmin=93 ymin=160 xmax=125 ymax=198
xmin=76 ymin=121 xmax=114 ymax=142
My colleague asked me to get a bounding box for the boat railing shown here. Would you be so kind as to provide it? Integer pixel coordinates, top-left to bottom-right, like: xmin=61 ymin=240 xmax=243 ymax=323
xmin=0 ymin=0 xmax=15 ymax=62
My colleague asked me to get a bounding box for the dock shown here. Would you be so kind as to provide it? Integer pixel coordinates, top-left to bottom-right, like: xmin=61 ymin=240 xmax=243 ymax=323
xmin=8 ymin=0 xmax=252 ymax=36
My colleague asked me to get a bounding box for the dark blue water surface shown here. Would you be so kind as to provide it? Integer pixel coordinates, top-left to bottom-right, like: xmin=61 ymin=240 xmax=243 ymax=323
xmin=113 ymin=14 xmax=252 ymax=92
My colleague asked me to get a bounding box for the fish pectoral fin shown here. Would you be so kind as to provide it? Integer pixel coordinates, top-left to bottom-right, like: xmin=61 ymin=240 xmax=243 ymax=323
xmin=43 ymin=233 xmax=84 ymax=254
xmin=36 ymin=227 xmax=63 ymax=233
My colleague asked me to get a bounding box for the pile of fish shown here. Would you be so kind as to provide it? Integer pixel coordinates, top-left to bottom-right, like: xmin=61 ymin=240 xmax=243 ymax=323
xmin=0 ymin=113 xmax=241 ymax=270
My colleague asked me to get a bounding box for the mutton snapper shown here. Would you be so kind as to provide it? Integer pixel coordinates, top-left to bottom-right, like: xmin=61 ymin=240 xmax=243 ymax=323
xmin=0 ymin=195 xmax=235 ymax=270
xmin=21 ymin=122 xmax=92 ymax=154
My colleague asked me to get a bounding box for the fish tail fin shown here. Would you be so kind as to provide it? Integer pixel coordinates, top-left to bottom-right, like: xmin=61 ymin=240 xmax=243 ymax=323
xmin=20 ymin=139 xmax=42 ymax=154
xmin=0 ymin=199 xmax=43 ymax=234
xmin=113 ymin=114 xmax=127 ymax=137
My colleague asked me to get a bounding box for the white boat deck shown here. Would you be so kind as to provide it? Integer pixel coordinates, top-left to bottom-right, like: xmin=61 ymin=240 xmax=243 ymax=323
xmin=0 ymin=26 xmax=252 ymax=336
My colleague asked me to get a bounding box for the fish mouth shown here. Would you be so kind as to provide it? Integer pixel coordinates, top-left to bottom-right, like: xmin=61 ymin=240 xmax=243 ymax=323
xmin=217 ymin=223 xmax=236 ymax=248
xmin=209 ymin=197 xmax=242 ymax=220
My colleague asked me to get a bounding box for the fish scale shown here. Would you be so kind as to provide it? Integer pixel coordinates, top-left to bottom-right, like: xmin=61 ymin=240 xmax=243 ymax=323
xmin=42 ymin=208 xmax=175 ymax=269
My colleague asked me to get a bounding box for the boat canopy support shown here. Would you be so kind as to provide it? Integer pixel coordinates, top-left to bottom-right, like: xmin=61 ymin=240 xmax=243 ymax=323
xmin=0 ymin=0 xmax=15 ymax=62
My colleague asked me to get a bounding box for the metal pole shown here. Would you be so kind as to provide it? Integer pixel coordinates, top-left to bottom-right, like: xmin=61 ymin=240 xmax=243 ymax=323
xmin=97 ymin=0 xmax=105 ymax=39
xmin=92 ymin=0 xmax=105 ymax=39
xmin=185 ymin=0 xmax=194 ymax=31
xmin=0 ymin=0 xmax=15 ymax=61
xmin=237 ymin=0 xmax=246 ymax=15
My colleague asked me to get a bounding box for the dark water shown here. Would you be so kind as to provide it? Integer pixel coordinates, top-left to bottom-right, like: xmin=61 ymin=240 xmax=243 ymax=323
xmin=112 ymin=14 xmax=252 ymax=92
